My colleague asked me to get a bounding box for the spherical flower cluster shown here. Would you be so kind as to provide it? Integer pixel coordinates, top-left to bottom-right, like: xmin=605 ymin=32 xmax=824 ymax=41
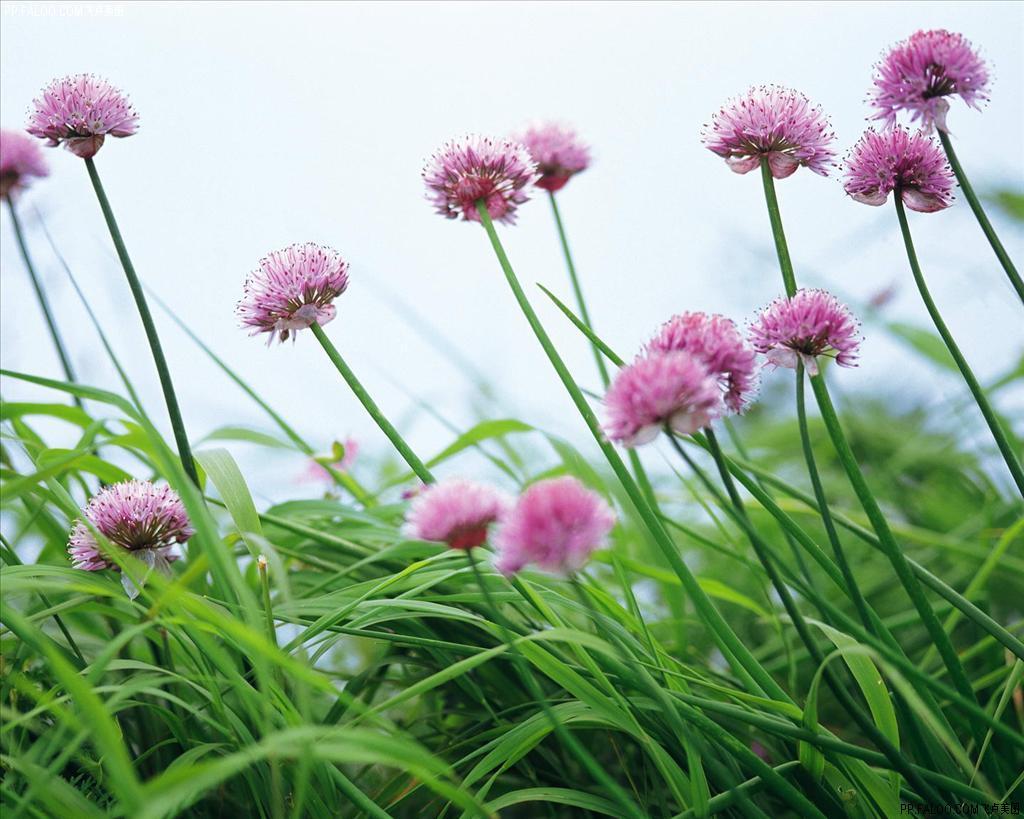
xmin=302 ymin=438 xmax=359 ymax=482
xmin=749 ymin=289 xmax=860 ymax=376
xmin=869 ymin=29 xmax=989 ymax=132
xmin=0 ymin=129 xmax=49 ymax=199
xmin=646 ymin=312 xmax=758 ymax=413
xmin=514 ymin=122 xmax=590 ymax=192
xmin=27 ymin=74 xmax=138 ymax=159
xmin=402 ymin=478 xmax=511 ymax=550
xmin=68 ymin=480 xmax=193 ymax=571
xmin=495 ymin=476 xmax=615 ymax=576
xmin=237 ymin=243 xmax=350 ymax=344
xmin=702 ymin=85 xmax=836 ymax=179
xmin=423 ymin=134 xmax=538 ymax=224
xmin=603 ymin=351 xmax=722 ymax=447
xmin=843 ymin=127 xmax=955 ymax=213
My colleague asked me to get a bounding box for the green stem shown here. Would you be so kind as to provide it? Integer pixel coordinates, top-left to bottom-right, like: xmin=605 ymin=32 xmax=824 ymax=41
xmin=808 ymin=373 xmax=983 ymax=719
xmin=464 ymin=550 xmax=646 ymax=819
xmin=83 ymin=158 xmax=198 ymax=485
xmin=894 ymin=195 xmax=1024 ymax=496
xmin=937 ymin=130 xmax=1024 ymax=304
xmin=309 ymin=322 xmax=434 ymax=485
xmin=548 ymin=191 xmax=610 ymax=386
xmin=474 ymin=199 xmax=789 ymax=704
xmin=759 ymin=160 xmax=796 ymax=298
xmin=5 ymin=200 xmax=81 ymax=407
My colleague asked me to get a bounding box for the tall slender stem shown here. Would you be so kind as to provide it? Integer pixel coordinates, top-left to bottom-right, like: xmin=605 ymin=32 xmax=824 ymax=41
xmin=6 ymin=200 xmax=81 ymax=407
xmin=759 ymin=160 xmax=796 ymax=298
xmin=474 ymin=199 xmax=790 ymax=704
xmin=464 ymin=550 xmax=647 ymax=819
xmin=548 ymin=191 xmax=610 ymax=386
xmin=937 ymin=130 xmax=1023 ymax=304
xmin=83 ymin=158 xmax=197 ymax=485
xmin=894 ymin=195 xmax=1024 ymax=497
xmin=309 ymin=322 xmax=434 ymax=485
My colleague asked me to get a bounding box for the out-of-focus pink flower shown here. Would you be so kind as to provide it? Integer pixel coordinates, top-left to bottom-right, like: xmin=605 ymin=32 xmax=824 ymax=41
xmin=237 ymin=243 xmax=350 ymax=344
xmin=843 ymin=127 xmax=955 ymax=213
xmin=402 ymin=478 xmax=511 ymax=550
xmin=0 ymin=129 xmax=49 ymax=199
xmin=495 ymin=476 xmax=615 ymax=576
xmin=702 ymin=85 xmax=836 ymax=179
xmin=423 ymin=134 xmax=538 ymax=224
xmin=68 ymin=479 xmax=192 ymax=571
xmin=301 ymin=438 xmax=359 ymax=482
xmin=869 ymin=30 xmax=989 ymax=133
xmin=514 ymin=122 xmax=590 ymax=192
xmin=603 ymin=351 xmax=722 ymax=447
xmin=749 ymin=289 xmax=860 ymax=376
xmin=646 ymin=312 xmax=758 ymax=413
xmin=27 ymin=74 xmax=138 ymax=159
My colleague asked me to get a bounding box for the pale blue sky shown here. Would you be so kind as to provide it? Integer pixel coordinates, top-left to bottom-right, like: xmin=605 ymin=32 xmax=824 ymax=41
xmin=2 ymin=1 xmax=1021 ymax=497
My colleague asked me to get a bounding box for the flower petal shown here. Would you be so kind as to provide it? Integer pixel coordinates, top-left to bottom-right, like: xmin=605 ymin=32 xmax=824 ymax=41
xmin=767 ymin=152 xmax=800 ymax=179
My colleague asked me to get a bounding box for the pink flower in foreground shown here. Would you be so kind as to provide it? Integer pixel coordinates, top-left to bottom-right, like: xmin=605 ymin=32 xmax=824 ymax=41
xmin=237 ymin=243 xmax=350 ymax=344
xmin=423 ymin=134 xmax=538 ymax=224
xmin=869 ymin=30 xmax=989 ymax=133
xmin=843 ymin=128 xmax=954 ymax=213
xmin=0 ymin=129 xmax=49 ymax=199
xmin=514 ymin=122 xmax=590 ymax=192
xmin=702 ymin=86 xmax=836 ymax=179
xmin=495 ymin=476 xmax=615 ymax=576
xmin=301 ymin=438 xmax=359 ymax=482
xmin=68 ymin=480 xmax=192 ymax=572
xmin=646 ymin=312 xmax=758 ymax=413
xmin=603 ymin=351 xmax=722 ymax=447
xmin=27 ymin=74 xmax=138 ymax=159
xmin=403 ymin=479 xmax=511 ymax=550
xmin=749 ymin=289 xmax=860 ymax=376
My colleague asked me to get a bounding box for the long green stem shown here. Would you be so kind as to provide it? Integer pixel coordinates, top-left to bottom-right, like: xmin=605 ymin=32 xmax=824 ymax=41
xmin=309 ymin=322 xmax=434 ymax=485
xmin=937 ymin=130 xmax=1023 ymax=304
xmin=464 ymin=550 xmax=646 ymax=819
xmin=6 ymin=200 xmax=81 ymax=408
xmin=474 ymin=199 xmax=789 ymax=704
xmin=83 ymin=158 xmax=198 ymax=485
xmin=548 ymin=191 xmax=610 ymax=386
xmin=894 ymin=195 xmax=1024 ymax=497
xmin=759 ymin=160 xmax=796 ymax=298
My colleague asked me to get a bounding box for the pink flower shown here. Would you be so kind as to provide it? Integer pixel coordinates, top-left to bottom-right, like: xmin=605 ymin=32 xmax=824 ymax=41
xmin=749 ymin=289 xmax=860 ymax=376
xmin=423 ymin=134 xmax=538 ymax=224
xmin=646 ymin=312 xmax=758 ymax=413
xmin=0 ymin=129 xmax=49 ymax=199
xmin=702 ymin=86 xmax=836 ymax=179
xmin=68 ymin=480 xmax=192 ymax=572
xmin=603 ymin=351 xmax=722 ymax=447
xmin=237 ymin=243 xmax=350 ymax=344
xmin=514 ymin=122 xmax=590 ymax=192
xmin=26 ymin=74 xmax=138 ymax=159
xmin=301 ymin=438 xmax=359 ymax=482
xmin=843 ymin=128 xmax=955 ymax=213
xmin=869 ymin=30 xmax=989 ymax=133
xmin=495 ymin=476 xmax=615 ymax=576
xmin=402 ymin=479 xmax=511 ymax=550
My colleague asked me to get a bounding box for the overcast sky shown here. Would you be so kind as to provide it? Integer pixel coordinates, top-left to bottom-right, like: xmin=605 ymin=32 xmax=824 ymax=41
xmin=2 ymin=1 xmax=1021 ymax=498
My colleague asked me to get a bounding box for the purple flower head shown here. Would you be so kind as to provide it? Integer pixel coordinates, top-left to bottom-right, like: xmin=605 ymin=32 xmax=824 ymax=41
xmin=843 ymin=127 xmax=955 ymax=213
xmin=495 ymin=476 xmax=615 ymax=576
xmin=27 ymin=74 xmax=138 ymax=159
xmin=403 ymin=479 xmax=512 ymax=550
xmin=869 ymin=30 xmax=989 ymax=133
xmin=603 ymin=351 xmax=722 ymax=447
xmin=646 ymin=312 xmax=758 ymax=413
xmin=423 ymin=134 xmax=538 ymax=224
xmin=1 ymin=129 xmax=49 ymax=199
xmin=749 ymin=289 xmax=861 ymax=376
xmin=301 ymin=438 xmax=359 ymax=483
xmin=514 ymin=122 xmax=590 ymax=192
xmin=237 ymin=243 xmax=350 ymax=344
xmin=68 ymin=480 xmax=193 ymax=572
xmin=702 ymin=85 xmax=836 ymax=179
